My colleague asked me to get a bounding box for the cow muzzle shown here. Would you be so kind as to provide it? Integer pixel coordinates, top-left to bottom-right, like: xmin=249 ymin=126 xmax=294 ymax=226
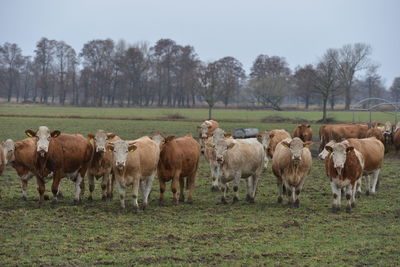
xmin=216 ymin=157 xmax=224 ymax=164
xmin=116 ymin=162 xmax=125 ymax=170
xmin=96 ymin=146 xmax=105 ymax=153
xmin=335 ymin=165 xmax=343 ymax=175
xmin=37 ymin=147 xmax=48 ymax=157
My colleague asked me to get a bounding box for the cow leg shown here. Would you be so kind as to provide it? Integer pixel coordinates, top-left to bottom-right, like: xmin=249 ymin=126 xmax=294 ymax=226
xmin=142 ymin=173 xmax=156 ymax=210
xmin=356 ymin=177 xmax=362 ymax=198
xmin=370 ymin=169 xmax=380 ymax=195
xmin=179 ymin=176 xmax=185 ymax=203
xmin=277 ymin=177 xmax=284 ymax=204
xmin=101 ymin=174 xmax=110 ymax=201
xmin=232 ymin=173 xmax=240 ymax=203
xmin=20 ymin=175 xmax=31 ymax=201
xmin=290 ymin=186 xmax=296 ymax=207
xmin=294 ymin=179 xmax=306 ymax=208
xmin=249 ymin=175 xmax=259 ymax=203
xmin=117 ymin=180 xmax=126 ymax=209
xmin=159 ymin=177 xmax=166 ymax=206
xmin=131 ymin=176 xmax=140 ymax=213
xmin=210 ymin=163 xmax=219 ymax=192
xmin=187 ymin=170 xmax=197 ymax=205
xmin=351 ymin=181 xmax=357 ymax=209
xmin=345 ymin=184 xmax=353 ymax=213
xmin=365 ymin=174 xmax=371 ymax=196
xmin=87 ymin=173 xmax=95 ymax=201
xmin=108 ymin=173 xmax=115 ymax=199
xmin=73 ymin=173 xmax=84 ymax=204
xmin=171 ymin=173 xmax=180 ymax=205
xmin=51 ymin=170 xmax=62 ymax=204
xmin=245 ymin=177 xmax=253 ymax=202
xmin=330 ymin=181 xmax=341 ymax=213
xmin=36 ymin=176 xmax=46 ymax=206
xmin=219 ymin=182 xmax=228 ymax=204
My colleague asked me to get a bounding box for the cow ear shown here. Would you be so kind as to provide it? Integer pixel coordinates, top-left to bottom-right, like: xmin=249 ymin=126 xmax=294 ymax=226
xmin=87 ymin=133 xmax=95 ymax=140
xmin=107 ymin=133 xmax=116 ymax=140
xmin=206 ymin=143 xmax=215 ymax=148
xmin=256 ymin=134 xmax=262 ymax=143
xmin=51 ymin=130 xmax=61 ymax=138
xmin=346 ymin=146 xmax=354 ymax=153
xmin=106 ymin=143 xmax=114 ymax=152
xmin=227 ymin=143 xmax=235 ymax=150
xmin=281 ymin=141 xmax=290 ymax=147
xmin=128 ymin=144 xmax=137 ymax=152
xmin=25 ymin=130 xmax=36 ymax=137
xmin=196 ymin=126 xmax=201 ymax=129
xmin=307 ymin=124 xmax=311 ymax=128
xmin=165 ymin=136 xmax=175 ymax=142
xmin=269 ymin=133 xmax=275 ymax=139
xmin=303 ymin=141 xmax=313 ymax=147
xmin=224 ymin=132 xmax=232 ymax=138
xmin=325 ymin=145 xmax=333 ymax=152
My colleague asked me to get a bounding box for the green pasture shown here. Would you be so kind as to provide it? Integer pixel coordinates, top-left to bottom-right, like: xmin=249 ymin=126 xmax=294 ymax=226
xmin=0 ymin=104 xmax=398 ymax=123
xmin=0 ymin=115 xmax=400 ymax=266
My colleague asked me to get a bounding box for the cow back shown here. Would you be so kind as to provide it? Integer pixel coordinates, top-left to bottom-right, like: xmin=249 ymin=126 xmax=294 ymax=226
xmin=347 ymin=137 xmax=384 ymax=171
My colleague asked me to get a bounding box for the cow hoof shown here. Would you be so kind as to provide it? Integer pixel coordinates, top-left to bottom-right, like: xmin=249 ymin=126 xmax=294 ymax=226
xmin=88 ymin=196 xmax=93 ymax=202
xmin=245 ymin=194 xmax=251 ymax=202
xmin=37 ymin=201 xmax=43 ymax=208
xmin=294 ymin=199 xmax=300 ymax=208
xmin=172 ymin=198 xmax=179 ymax=205
xmin=57 ymin=192 xmax=64 ymax=199
xmin=211 ymin=186 xmax=219 ymax=192
xmin=366 ymin=190 xmax=370 ymax=196
xmin=232 ymin=196 xmax=239 ymax=204
xmin=187 ymin=198 xmax=193 ymax=205
xmin=351 ymin=202 xmax=356 ymax=208
xmin=44 ymin=194 xmax=50 ymax=201
xmin=346 ymin=206 xmax=352 ymax=213
xmin=101 ymin=196 xmax=108 ymax=202
xmin=248 ymin=197 xmax=255 ymax=204
xmin=277 ymin=196 xmax=283 ymax=204
xmin=356 ymin=191 xmax=361 ymax=199
xmin=159 ymin=201 xmax=165 ymax=207
xmin=331 ymin=206 xmax=339 ymax=213
xmin=133 ymin=207 xmax=140 ymax=214
xmin=219 ymin=196 xmax=228 ymax=204
xmin=21 ymin=196 xmax=27 ymax=201
xmin=73 ymin=199 xmax=81 ymax=205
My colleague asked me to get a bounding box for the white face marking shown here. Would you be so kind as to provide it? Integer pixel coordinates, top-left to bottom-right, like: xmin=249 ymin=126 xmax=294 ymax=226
xmin=214 ymin=140 xmax=229 ymax=164
xmin=112 ymin=141 xmax=130 ymax=170
xmin=318 ymin=140 xmax=336 ymax=160
xmin=94 ymin=130 xmax=108 ymax=152
xmin=287 ymin=138 xmax=305 ymax=162
xmin=36 ymin=126 xmax=51 ymax=156
xmin=3 ymin=139 xmax=15 ymax=164
xmin=152 ymin=134 xmax=165 ymax=146
xmin=200 ymin=122 xmax=211 ymax=139
xmin=330 ymin=143 xmax=348 ymax=175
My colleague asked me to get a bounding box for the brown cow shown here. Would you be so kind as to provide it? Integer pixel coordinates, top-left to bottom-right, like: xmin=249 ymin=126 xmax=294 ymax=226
xmin=3 ymin=138 xmax=57 ymax=200
xmin=393 ymin=123 xmax=400 ymax=152
xmin=325 ymin=141 xmax=364 ymax=213
xmin=293 ymin=124 xmax=313 ymax=142
xmin=87 ymin=130 xmax=120 ymax=201
xmin=256 ymin=129 xmax=291 ymax=159
xmin=107 ymin=136 xmax=160 ymax=211
xmin=156 ymin=134 xmax=200 ymax=205
xmin=319 ymin=123 xmax=368 ymax=152
xmin=25 ymin=126 xmax=93 ymax=205
xmin=366 ymin=127 xmax=384 ymax=144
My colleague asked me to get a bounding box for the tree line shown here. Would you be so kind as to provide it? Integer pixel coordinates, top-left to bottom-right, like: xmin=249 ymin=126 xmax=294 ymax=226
xmin=1 ymin=37 xmax=399 ymax=120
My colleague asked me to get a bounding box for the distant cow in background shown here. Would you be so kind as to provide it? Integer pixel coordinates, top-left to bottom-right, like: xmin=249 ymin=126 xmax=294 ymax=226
xmin=319 ymin=124 xmax=368 ymax=152
xmin=392 ymin=122 xmax=400 ymax=152
xmin=366 ymin=127 xmax=385 ymax=144
xmin=293 ymin=124 xmax=313 ymax=142
xmin=257 ymin=129 xmax=291 ymax=159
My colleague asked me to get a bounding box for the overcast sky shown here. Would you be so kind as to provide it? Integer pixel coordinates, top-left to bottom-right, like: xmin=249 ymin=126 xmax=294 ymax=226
xmin=1 ymin=0 xmax=399 ymax=86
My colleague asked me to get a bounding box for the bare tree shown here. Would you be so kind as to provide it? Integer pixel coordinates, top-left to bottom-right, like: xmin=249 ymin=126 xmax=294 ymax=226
xmin=294 ymin=64 xmax=315 ymax=109
xmin=390 ymin=77 xmax=400 ymax=103
xmin=312 ymin=49 xmax=340 ymax=122
xmin=0 ymin=43 xmax=24 ymax=102
xmin=335 ymin=43 xmax=372 ymax=110
xmin=55 ymin=41 xmax=75 ymax=105
xmin=249 ymin=55 xmax=291 ymax=110
xmin=197 ymin=61 xmax=222 ymax=119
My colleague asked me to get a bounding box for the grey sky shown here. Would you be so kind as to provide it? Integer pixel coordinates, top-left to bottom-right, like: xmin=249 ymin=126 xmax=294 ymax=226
xmin=1 ymin=0 xmax=399 ymax=86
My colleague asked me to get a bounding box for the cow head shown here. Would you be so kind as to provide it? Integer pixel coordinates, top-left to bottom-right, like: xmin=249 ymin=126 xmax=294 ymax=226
xmin=297 ymin=124 xmax=311 ymax=141
xmin=25 ymin=126 xmax=61 ymax=157
xmin=107 ymin=140 xmax=137 ymax=170
xmin=383 ymin=121 xmax=392 ymax=139
xmin=151 ymin=133 xmax=166 ymax=147
xmin=395 ymin=122 xmax=400 ymax=133
xmin=88 ymin=130 xmax=116 ymax=153
xmin=318 ymin=140 xmax=336 ymax=160
xmin=197 ymin=121 xmax=213 ymax=140
xmin=281 ymin=137 xmax=312 ymax=164
xmin=325 ymin=141 xmax=353 ymax=175
xmin=2 ymin=139 xmax=15 ymax=164
xmin=256 ymin=131 xmax=274 ymax=158
xmin=213 ymin=139 xmax=235 ymax=165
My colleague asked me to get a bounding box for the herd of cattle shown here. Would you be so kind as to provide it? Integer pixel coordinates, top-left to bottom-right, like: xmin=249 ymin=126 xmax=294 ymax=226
xmin=0 ymin=119 xmax=399 ymax=213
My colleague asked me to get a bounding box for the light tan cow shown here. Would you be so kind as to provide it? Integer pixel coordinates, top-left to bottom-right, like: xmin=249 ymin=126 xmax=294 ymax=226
xmin=319 ymin=137 xmax=384 ymax=195
xmin=212 ymin=138 xmax=265 ymax=204
xmin=272 ymin=137 xmax=312 ymax=207
xmin=108 ymin=136 xmax=160 ymax=211
xmin=197 ymin=120 xmax=219 ymax=154
xmin=256 ymin=129 xmax=291 ymax=168
xmin=87 ymin=130 xmax=120 ymax=201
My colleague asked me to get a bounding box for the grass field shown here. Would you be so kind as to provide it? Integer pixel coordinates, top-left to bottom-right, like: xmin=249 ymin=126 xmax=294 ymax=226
xmin=0 ymin=104 xmax=399 ymax=123
xmin=0 ymin=110 xmax=400 ymax=266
